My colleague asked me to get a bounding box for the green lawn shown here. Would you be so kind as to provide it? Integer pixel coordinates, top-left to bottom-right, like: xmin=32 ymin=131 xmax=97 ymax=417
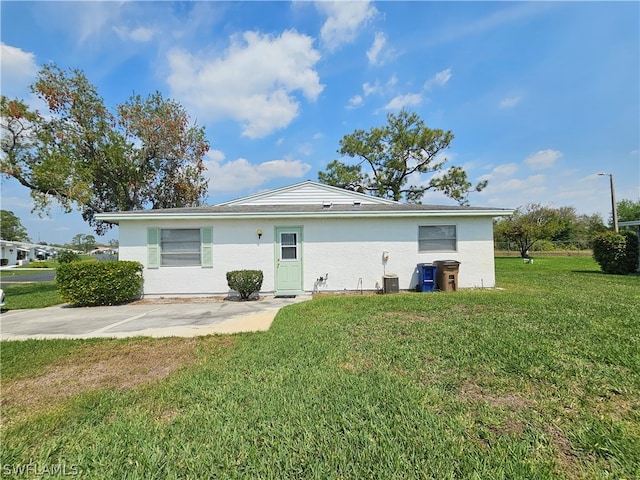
xmin=0 ymin=255 xmax=98 ymax=310
xmin=0 ymin=282 xmax=62 ymax=310
xmin=1 ymin=257 xmax=638 ymax=479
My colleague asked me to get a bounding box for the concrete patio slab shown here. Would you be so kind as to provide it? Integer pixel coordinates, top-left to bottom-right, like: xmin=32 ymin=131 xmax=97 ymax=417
xmin=0 ymin=295 xmax=312 ymax=340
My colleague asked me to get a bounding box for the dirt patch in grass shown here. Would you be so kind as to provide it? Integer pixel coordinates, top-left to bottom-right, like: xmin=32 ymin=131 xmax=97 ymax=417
xmin=459 ymin=381 xmax=585 ymax=477
xmin=546 ymin=425 xmax=583 ymax=479
xmin=459 ymin=381 xmax=530 ymax=410
xmin=381 ymin=305 xmax=491 ymax=324
xmin=1 ymin=337 xmax=234 ymax=425
xmin=459 ymin=381 xmax=530 ymax=447
xmin=380 ymin=311 xmax=438 ymax=324
xmin=338 ymin=353 xmax=376 ymax=374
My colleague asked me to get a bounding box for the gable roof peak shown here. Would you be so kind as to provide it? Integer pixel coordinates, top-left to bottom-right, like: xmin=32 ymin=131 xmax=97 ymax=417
xmin=217 ymin=180 xmax=398 ymax=207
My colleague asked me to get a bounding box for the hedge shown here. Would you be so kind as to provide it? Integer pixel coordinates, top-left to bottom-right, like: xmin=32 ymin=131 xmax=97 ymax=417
xmin=226 ymin=270 xmax=264 ymax=300
xmin=56 ymin=261 xmax=143 ymax=307
xmin=592 ymin=230 xmax=639 ymax=275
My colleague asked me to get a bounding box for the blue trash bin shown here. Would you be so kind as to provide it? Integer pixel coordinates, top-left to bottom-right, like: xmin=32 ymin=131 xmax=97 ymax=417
xmin=417 ymin=263 xmax=437 ymax=292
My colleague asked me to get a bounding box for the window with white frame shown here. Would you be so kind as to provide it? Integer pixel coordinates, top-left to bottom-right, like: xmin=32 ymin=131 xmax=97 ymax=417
xmin=280 ymin=232 xmax=298 ymax=260
xmin=147 ymin=227 xmax=213 ymax=269
xmin=160 ymin=229 xmax=201 ymax=266
xmin=418 ymin=225 xmax=457 ymax=252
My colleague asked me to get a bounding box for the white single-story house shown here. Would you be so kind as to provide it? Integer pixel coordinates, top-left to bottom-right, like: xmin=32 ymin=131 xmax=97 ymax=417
xmin=0 ymin=240 xmax=59 ymax=267
xmin=96 ymin=181 xmax=513 ymax=297
xmin=0 ymin=240 xmax=30 ymax=266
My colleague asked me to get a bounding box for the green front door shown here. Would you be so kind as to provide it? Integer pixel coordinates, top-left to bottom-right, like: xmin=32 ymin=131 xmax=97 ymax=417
xmin=275 ymin=227 xmax=303 ymax=295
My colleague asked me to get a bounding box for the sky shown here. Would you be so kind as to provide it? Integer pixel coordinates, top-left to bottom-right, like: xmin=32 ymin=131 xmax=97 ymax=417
xmin=1 ymin=1 xmax=639 ymax=245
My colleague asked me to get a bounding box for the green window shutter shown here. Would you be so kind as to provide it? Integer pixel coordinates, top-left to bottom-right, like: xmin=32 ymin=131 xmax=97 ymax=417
xmin=147 ymin=227 xmax=160 ymax=269
xmin=201 ymin=226 xmax=213 ymax=268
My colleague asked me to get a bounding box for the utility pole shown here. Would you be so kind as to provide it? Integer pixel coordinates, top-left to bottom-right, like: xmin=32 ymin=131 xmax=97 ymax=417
xmin=598 ymin=173 xmax=618 ymax=233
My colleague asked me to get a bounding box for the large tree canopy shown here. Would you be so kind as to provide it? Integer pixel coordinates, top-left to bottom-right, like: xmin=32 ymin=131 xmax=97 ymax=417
xmin=1 ymin=64 xmax=209 ymax=234
xmin=617 ymin=199 xmax=640 ymax=224
xmin=318 ymin=109 xmax=487 ymax=204
xmin=0 ymin=210 xmax=30 ymax=242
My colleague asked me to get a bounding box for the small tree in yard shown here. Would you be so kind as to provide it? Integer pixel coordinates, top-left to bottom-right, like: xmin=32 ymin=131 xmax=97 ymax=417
xmin=226 ymin=270 xmax=264 ymax=300
xmin=56 ymin=249 xmax=80 ymax=264
xmin=494 ymin=203 xmax=562 ymax=258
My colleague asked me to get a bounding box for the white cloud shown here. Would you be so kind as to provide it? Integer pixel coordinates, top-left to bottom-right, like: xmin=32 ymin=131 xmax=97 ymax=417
xmin=346 ymin=94 xmax=363 ymax=109
xmin=367 ymin=32 xmax=395 ymax=66
xmin=298 ymin=143 xmax=313 ymax=156
xmin=524 ymin=149 xmax=562 ymax=170
xmin=167 ymin=30 xmax=323 ymax=139
xmin=495 ymin=163 xmax=519 ymax=176
xmin=204 ymin=152 xmax=311 ymax=193
xmin=499 ymin=96 xmax=521 ymax=109
xmin=259 ymin=159 xmax=310 ymax=177
xmin=367 ymin=32 xmax=385 ymax=65
xmin=72 ymin=2 xmax=126 ymax=44
xmin=0 ymin=43 xmax=38 ymax=95
xmin=483 ymin=163 xmax=519 ymax=179
xmin=363 ymin=81 xmax=380 ymax=96
xmin=317 ymin=1 xmax=377 ymax=51
xmin=425 ymin=2 xmax=555 ymax=48
xmin=474 ymin=163 xmax=551 ymax=209
xmin=500 ymin=174 xmax=546 ymax=192
xmin=384 ymin=93 xmax=422 ymax=110
xmin=207 ymin=149 xmax=226 ymax=163
xmin=424 ymin=68 xmax=452 ymax=91
xmin=113 ymin=25 xmax=155 ymax=42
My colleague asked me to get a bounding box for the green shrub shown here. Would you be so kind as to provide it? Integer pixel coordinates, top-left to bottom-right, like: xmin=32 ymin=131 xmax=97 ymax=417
xmin=226 ymin=270 xmax=264 ymax=300
xmin=623 ymin=230 xmax=639 ymax=271
xmin=56 ymin=261 xmax=143 ymax=307
xmin=531 ymin=240 xmax=555 ymax=251
xmin=57 ymin=249 xmax=81 ymax=264
xmin=28 ymin=261 xmax=53 ymax=268
xmin=592 ymin=231 xmax=638 ymax=274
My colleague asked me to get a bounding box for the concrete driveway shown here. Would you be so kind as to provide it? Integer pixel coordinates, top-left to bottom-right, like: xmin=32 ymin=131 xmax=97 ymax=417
xmin=0 ymin=295 xmax=312 ymax=340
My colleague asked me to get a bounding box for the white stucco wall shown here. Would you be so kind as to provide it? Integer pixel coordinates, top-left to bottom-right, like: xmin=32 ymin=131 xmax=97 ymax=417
xmin=117 ymin=215 xmax=496 ymax=296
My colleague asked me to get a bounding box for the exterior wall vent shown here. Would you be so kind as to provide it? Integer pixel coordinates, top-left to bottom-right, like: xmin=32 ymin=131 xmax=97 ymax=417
xmin=322 ymin=201 xmax=332 ymax=209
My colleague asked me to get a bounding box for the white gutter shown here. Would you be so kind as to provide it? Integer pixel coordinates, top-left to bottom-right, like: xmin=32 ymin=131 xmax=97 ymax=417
xmin=96 ymin=209 xmax=514 ymax=222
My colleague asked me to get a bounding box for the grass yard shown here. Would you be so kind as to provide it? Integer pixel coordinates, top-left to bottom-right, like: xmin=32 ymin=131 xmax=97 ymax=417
xmin=0 ymin=254 xmax=99 ymax=310
xmin=1 ymin=257 xmax=638 ymax=479
xmin=0 ymin=282 xmax=62 ymax=310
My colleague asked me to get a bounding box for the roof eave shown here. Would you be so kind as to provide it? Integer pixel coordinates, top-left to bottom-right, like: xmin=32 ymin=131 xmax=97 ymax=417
xmin=96 ymin=208 xmax=514 ymax=223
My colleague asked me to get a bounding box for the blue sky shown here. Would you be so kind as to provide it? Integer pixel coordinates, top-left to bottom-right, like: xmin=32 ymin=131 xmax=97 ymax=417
xmin=1 ymin=1 xmax=639 ymax=245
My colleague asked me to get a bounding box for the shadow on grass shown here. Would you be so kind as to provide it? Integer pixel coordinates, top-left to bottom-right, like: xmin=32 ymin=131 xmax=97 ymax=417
xmin=573 ymin=270 xmax=640 ymax=277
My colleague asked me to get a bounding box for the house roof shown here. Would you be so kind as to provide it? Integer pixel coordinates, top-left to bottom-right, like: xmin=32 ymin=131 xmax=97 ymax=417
xmin=218 ymin=180 xmax=396 ymax=206
xmin=96 ymin=181 xmax=513 ymax=222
